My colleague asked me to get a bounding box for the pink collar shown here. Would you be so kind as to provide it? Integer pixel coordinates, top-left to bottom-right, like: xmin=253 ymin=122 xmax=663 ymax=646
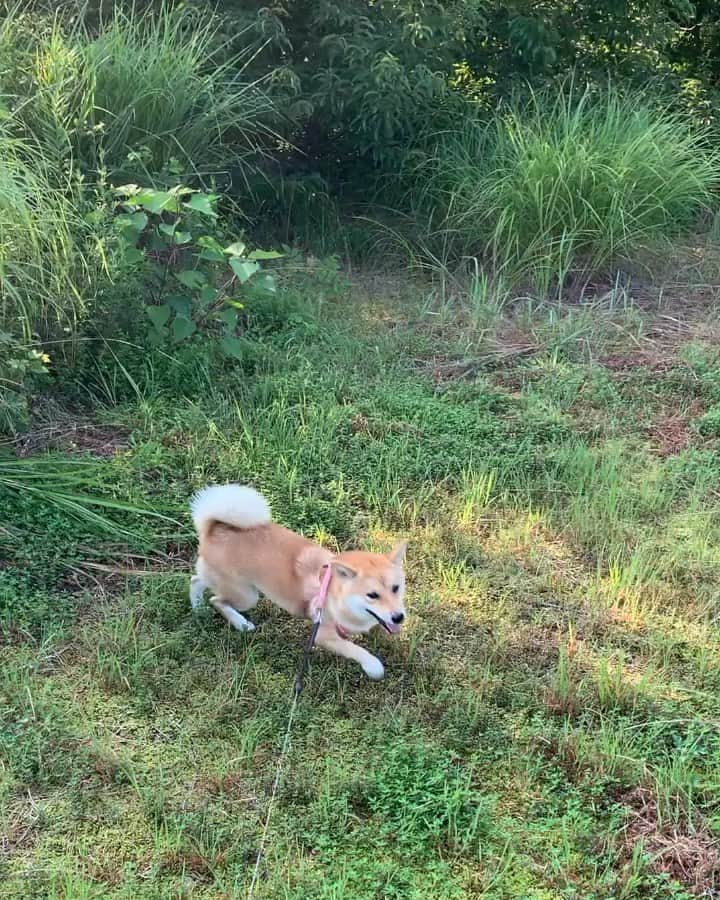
xmin=309 ymin=565 xmax=354 ymax=639
xmin=308 ymin=564 xmax=332 ymax=622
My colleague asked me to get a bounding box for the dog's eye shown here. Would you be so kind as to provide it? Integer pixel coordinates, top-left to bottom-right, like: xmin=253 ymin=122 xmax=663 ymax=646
xmin=392 ymin=585 xmax=399 ymax=593
xmin=367 ymin=591 xmax=380 ymax=600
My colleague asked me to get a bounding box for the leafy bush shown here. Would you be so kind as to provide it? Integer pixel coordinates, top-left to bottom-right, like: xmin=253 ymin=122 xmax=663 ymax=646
xmin=0 ymin=2 xmax=279 ymax=428
xmin=111 ymin=184 xmax=280 ymax=356
xmin=409 ymin=85 xmax=718 ymax=289
xmin=219 ymin=0 xmax=704 ymax=175
xmin=230 ymin=0 xmax=484 ymax=169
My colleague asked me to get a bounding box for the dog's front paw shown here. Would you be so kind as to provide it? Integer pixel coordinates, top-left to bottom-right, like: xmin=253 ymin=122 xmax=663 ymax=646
xmin=222 ymin=605 xmax=256 ymax=633
xmin=362 ymin=655 xmax=385 ymax=680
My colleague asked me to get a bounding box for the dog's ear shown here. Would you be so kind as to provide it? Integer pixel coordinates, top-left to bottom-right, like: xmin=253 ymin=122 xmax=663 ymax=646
xmin=388 ymin=540 xmax=408 ymax=565
xmin=331 ymin=560 xmax=357 ymax=579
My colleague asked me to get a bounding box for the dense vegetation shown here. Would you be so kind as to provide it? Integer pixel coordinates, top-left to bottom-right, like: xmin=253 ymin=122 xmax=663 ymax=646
xmin=3 ymin=1 xmax=720 ymax=896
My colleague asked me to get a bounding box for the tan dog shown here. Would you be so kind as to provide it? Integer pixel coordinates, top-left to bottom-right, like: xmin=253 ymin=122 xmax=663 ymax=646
xmin=190 ymin=484 xmax=407 ymax=679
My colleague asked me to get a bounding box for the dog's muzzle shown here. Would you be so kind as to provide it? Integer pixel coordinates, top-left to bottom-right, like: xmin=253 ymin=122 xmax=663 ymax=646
xmin=365 ymin=608 xmax=403 ymax=634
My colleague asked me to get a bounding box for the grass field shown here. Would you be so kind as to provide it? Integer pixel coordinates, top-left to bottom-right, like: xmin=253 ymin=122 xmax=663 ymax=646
xmin=3 ymin=259 xmax=720 ymax=898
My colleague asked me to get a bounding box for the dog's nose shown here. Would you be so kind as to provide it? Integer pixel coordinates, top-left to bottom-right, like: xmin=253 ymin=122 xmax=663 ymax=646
xmin=391 ymin=612 xmax=404 ymax=624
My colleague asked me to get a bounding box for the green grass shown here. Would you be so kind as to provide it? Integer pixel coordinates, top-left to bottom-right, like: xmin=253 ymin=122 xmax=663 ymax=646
xmin=407 ymin=84 xmax=719 ymax=292
xmin=3 ymin=266 xmax=720 ymax=897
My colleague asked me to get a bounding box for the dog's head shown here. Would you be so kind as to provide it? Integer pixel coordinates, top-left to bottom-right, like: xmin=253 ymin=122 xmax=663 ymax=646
xmin=327 ymin=542 xmax=407 ymax=634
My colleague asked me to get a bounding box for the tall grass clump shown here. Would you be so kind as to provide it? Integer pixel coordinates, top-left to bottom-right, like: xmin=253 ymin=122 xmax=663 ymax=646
xmin=0 ymin=125 xmax=82 ymax=339
xmin=12 ymin=3 xmax=274 ymax=179
xmin=411 ymin=84 xmax=719 ymax=291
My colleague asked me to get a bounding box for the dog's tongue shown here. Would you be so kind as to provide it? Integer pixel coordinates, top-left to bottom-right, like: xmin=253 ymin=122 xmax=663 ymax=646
xmin=386 ymin=621 xmax=402 ymax=634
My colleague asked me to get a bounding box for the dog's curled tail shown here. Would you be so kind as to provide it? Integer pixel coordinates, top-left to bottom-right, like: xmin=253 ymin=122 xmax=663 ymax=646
xmin=190 ymin=484 xmax=271 ymax=541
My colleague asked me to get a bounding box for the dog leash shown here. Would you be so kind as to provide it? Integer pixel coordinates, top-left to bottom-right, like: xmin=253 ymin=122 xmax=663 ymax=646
xmin=247 ymin=564 xmax=332 ymax=899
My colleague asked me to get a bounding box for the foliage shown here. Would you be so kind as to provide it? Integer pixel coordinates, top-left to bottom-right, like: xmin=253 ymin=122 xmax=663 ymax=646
xmin=0 ymin=118 xmax=93 ymax=438
xmin=224 ymin=0 xmax=486 ymax=168
xmin=218 ymin=0 xmax=706 ymax=174
xmin=407 ymin=84 xmax=718 ymax=288
xmin=0 ymin=335 xmax=50 ymax=434
xmin=111 ymin=185 xmax=280 ymax=356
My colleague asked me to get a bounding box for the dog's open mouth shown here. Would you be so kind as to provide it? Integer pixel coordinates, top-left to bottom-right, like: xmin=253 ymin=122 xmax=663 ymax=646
xmin=365 ymin=608 xmax=401 ymax=634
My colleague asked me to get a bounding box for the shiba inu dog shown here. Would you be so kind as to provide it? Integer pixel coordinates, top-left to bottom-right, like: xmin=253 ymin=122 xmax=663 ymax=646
xmin=189 ymin=484 xmax=407 ymax=679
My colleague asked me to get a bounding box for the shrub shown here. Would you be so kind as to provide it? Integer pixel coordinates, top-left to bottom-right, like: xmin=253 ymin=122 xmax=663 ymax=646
xmin=219 ymin=1 xmax=697 ymax=175
xmin=0 ymin=2 xmax=280 ymax=435
xmin=111 ymin=184 xmax=280 ymax=356
xmin=0 ymin=334 xmax=50 ymax=434
xmin=410 ymin=84 xmax=719 ymax=290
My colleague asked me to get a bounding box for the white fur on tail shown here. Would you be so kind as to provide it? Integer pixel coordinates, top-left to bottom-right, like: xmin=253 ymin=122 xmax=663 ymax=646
xmin=190 ymin=484 xmax=271 ymax=537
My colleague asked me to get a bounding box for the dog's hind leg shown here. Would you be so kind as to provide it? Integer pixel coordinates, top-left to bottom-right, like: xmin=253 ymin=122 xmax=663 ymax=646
xmin=190 ymin=575 xmax=206 ymax=609
xmin=209 ymin=580 xmax=259 ymax=633
xmin=190 ymin=558 xmax=209 ymax=609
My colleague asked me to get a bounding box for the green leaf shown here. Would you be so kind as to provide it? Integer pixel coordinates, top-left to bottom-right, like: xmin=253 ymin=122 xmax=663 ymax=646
xmin=185 ymin=193 xmax=219 ymax=217
xmin=122 ymin=247 xmax=144 ymax=265
xmin=167 ymin=157 xmax=184 ymax=176
xmin=250 ymin=273 xmax=277 ymax=294
xmin=146 ymin=230 xmax=166 ymax=252
xmin=171 ymin=316 xmax=197 ymax=342
xmin=168 ymin=184 xmax=193 ymax=201
xmin=167 ymin=294 xmax=192 ymax=318
xmin=116 ymin=211 xmax=148 ymax=238
xmin=175 ymin=269 xmax=207 ymax=290
xmin=224 ymin=241 xmax=247 ymax=257
xmin=134 ymin=189 xmax=180 ymax=214
xmin=146 ymin=304 xmax=171 ymax=328
xmin=220 ymin=335 xmax=245 ymax=359
xmin=229 ymin=258 xmax=259 ymax=283
xmin=160 ymin=222 xmax=191 ymax=245
xmin=114 ymin=184 xmax=141 ymax=198
xmin=248 ymin=249 xmax=283 ymax=260
xmin=199 ymin=285 xmax=219 ymax=304
xmin=197 ymin=235 xmax=226 ymax=261
xmin=148 ymin=327 xmax=167 ymax=346
xmin=217 ymin=308 xmax=239 ymax=330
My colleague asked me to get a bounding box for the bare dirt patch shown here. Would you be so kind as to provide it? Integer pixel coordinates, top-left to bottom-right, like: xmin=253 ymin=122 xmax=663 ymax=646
xmin=599 ymin=350 xmax=678 ymax=373
xmin=647 ymin=412 xmax=693 ymax=457
xmin=157 ymin=850 xmax=226 ymax=881
xmin=621 ymin=787 xmax=720 ymax=895
xmin=1 ymin=797 xmax=43 ymax=862
xmin=196 ymin=770 xmax=254 ymax=801
xmin=15 ymin=421 xmax=129 ymax=458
